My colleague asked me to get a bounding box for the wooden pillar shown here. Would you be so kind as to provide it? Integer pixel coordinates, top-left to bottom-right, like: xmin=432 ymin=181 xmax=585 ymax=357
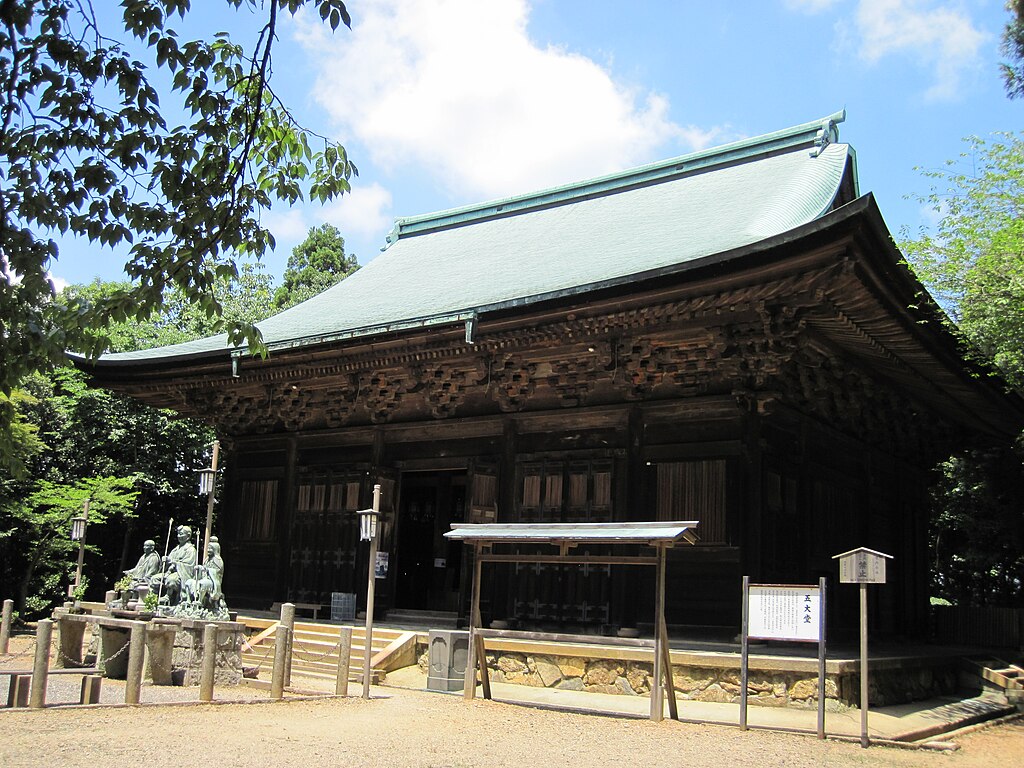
xmin=276 ymin=436 xmax=299 ymax=601
xmin=463 ymin=543 xmax=483 ymax=700
xmin=650 ymin=546 xmax=666 ymax=721
xmin=739 ymin=409 xmax=764 ymax=581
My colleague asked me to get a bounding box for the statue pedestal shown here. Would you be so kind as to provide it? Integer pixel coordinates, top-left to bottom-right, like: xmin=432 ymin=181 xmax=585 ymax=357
xmin=166 ymin=618 xmax=245 ymax=686
xmin=52 ymin=610 xmax=243 ymax=686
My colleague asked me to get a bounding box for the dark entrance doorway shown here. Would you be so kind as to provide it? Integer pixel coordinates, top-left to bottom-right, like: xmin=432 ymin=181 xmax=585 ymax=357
xmin=394 ymin=470 xmax=466 ymax=611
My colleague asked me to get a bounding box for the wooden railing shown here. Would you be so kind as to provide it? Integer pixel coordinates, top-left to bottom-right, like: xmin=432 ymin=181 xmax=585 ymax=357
xmin=931 ymin=605 xmax=1024 ymax=649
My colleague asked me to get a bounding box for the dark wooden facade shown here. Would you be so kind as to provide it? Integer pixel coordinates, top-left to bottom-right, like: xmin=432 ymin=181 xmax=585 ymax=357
xmin=82 ymin=196 xmax=1023 ymax=639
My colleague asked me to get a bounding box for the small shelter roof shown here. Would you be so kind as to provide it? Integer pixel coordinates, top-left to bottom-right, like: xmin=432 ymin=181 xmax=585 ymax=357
xmin=444 ymin=521 xmax=699 ymax=546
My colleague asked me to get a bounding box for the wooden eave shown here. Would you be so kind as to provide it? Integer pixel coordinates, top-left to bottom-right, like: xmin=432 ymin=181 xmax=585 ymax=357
xmin=75 ymin=195 xmax=1024 ymax=441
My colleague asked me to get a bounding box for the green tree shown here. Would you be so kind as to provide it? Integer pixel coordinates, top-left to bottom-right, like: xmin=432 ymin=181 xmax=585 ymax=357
xmin=2 ymin=475 xmax=138 ymax=613
xmin=1003 ymin=0 xmax=1024 ymax=98
xmin=901 ymin=132 xmax=1024 ymax=391
xmin=0 ymin=267 xmax=281 ymax=613
xmin=0 ymin=0 xmax=355 ymax=396
xmin=930 ymin=450 xmax=1024 ymax=606
xmin=273 ymin=223 xmax=358 ymax=309
xmin=902 ymin=133 xmax=1024 ymax=606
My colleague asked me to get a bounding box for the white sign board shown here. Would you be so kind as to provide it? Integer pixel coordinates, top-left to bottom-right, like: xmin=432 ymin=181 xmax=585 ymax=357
xmin=748 ymin=585 xmax=821 ymax=642
xmin=838 ymin=551 xmax=887 ymax=584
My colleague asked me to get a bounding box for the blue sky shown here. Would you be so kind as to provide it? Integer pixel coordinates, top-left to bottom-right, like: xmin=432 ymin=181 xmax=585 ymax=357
xmin=49 ymin=0 xmax=1021 ymax=291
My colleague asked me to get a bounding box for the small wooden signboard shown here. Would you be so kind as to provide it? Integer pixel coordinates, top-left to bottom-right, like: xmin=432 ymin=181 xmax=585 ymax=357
xmin=832 ymin=547 xmax=893 ymax=748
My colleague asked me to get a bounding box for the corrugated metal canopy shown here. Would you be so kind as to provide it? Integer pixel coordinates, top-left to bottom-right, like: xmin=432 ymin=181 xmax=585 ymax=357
xmin=444 ymin=521 xmax=699 ymax=546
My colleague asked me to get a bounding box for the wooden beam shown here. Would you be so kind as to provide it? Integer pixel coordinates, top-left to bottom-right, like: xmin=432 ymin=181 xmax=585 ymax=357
xmin=477 ymin=554 xmax=659 ymax=566
xmin=475 ymin=628 xmax=655 ymax=648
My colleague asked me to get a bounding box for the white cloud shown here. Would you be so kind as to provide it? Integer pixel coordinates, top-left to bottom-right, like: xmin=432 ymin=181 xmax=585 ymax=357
xmin=295 ymin=0 xmax=718 ymax=200
xmin=853 ymin=0 xmax=987 ymax=101
xmin=49 ymin=274 xmax=68 ymax=294
xmin=322 ymin=182 xmax=393 ymax=242
xmin=262 ymin=207 xmax=310 ymax=244
xmin=790 ymin=0 xmax=988 ymax=101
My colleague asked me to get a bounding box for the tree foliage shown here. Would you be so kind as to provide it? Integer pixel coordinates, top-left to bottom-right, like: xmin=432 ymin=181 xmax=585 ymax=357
xmin=273 ymin=222 xmax=357 ymax=309
xmin=930 ymin=449 xmax=1024 ymax=605
xmin=0 ymin=0 xmax=355 ymax=395
xmin=1003 ymin=0 xmax=1024 ymax=98
xmin=902 ymin=133 xmax=1024 ymax=606
xmin=901 ymin=132 xmax=1024 ymax=391
xmin=0 ymin=263 xmax=284 ymax=613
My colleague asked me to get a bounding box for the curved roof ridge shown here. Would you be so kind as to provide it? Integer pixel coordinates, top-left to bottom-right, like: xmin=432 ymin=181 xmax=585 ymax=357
xmin=386 ymin=109 xmax=847 ymax=244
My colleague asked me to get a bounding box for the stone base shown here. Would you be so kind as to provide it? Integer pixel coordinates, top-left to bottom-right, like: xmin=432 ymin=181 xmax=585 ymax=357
xmin=52 ymin=609 xmax=244 ymax=687
xmin=164 ymin=618 xmax=244 ymax=686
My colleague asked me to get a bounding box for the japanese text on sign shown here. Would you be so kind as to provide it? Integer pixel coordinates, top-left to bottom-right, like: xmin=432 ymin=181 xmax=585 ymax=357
xmin=747 ymin=585 xmax=821 ymax=642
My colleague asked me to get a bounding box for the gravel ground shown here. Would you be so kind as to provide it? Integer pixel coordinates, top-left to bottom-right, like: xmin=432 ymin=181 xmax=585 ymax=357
xmin=3 ymin=633 xmax=1023 ymax=768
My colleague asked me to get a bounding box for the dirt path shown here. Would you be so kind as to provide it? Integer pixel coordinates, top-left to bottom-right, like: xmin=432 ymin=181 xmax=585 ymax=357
xmin=2 ymin=632 xmax=1022 ymax=768
xmin=2 ymin=685 xmax=1022 ymax=768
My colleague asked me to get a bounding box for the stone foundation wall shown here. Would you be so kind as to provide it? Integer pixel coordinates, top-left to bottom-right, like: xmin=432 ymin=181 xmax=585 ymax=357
xmin=469 ymin=651 xmax=960 ymax=709
xmin=484 ymin=652 xmax=845 ymax=710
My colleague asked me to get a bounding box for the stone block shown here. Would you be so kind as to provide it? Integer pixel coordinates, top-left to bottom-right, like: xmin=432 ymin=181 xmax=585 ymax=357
xmin=694 ymin=684 xmax=734 ymax=704
xmin=615 ymin=676 xmax=637 ymax=696
xmin=535 ymin=659 xmax=562 ymax=687
xmin=671 ymin=667 xmax=714 ymax=693
xmin=625 ymin=662 xmax=651 ymax=694
xmin=497 ymin=653 xmax=528 ymax=674
xmin=583 ymin=659 xmax=623 ymax=686
xmin=555 ymin=655 xmax=585 ymax=678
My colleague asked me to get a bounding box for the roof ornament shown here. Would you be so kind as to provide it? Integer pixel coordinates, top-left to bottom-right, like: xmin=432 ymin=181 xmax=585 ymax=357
xmin=810 ymin=112 xmax=842 ymax=158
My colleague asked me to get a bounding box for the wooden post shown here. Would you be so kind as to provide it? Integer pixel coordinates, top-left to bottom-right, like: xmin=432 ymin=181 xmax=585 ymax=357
xmin=29 ymin=619 xmax=52 ymax=709
xmin=336 ymin=626 xmax=352 ymax=696
xmin=658 ymin=615 xmax=677 ymax=720
xmin=280 ymin=601 xmax=296 ymax=687
xmin=124 ymin=620 xmax=146 ymax=704
xmin=463 ymin=543 xmax=483 ymax=700
xmin=199 ymin=623 xmax=217 ymax=702
xmin=270 ymin=624 xmax=289 ymax=700
xmin=0 ymin=598 xmax=13 ymax=654
xmin=817 ymin=576 xmax=827 ymax=740
xmin=740 ymin=575 xmax=749 ymax=730
xmin=650 ymin=545 xmax=666 ymax=721
xmin=860 ymin=582 xmax=869 ymax=748
xmin=362 ymin=483 xmax=381 ymax=700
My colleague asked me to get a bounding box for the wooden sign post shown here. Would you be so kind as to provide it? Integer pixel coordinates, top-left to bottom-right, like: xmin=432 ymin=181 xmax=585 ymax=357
xmin=832 ymin=547 xmax=893 ymax=748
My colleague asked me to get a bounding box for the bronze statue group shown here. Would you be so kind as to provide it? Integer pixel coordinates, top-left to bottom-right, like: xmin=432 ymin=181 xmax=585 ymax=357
xmin=121 ymin=524 xmax=228 ymax=620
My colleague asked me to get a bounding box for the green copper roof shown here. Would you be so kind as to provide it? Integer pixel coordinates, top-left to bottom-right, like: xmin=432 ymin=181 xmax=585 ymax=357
xmin=98 ymin=111 xmax=855 ymax=363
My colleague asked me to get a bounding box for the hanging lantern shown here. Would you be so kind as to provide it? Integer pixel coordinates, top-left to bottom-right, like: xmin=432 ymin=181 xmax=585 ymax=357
xmin=70 ymin=515 xmax=87 ymax=541
xmin=197 ymin=466 xmax=216 ymax=496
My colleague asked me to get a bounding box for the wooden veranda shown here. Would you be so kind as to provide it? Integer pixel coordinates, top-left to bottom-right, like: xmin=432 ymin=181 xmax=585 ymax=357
xmin=444 ymin=521 xmax=699 ymax=721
